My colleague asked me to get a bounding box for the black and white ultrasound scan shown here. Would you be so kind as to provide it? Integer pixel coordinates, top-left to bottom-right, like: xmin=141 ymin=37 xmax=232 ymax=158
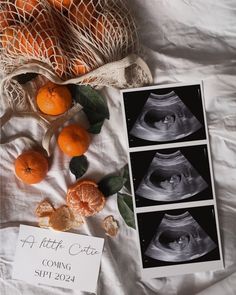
xmin=137 ymin=206 xmax=221 ymax=269
xmin=136 ymin=150 xmax=208 ymax=202
xmin=122 ymin=84 xmax=206 ymax=148
xmin=130 ymin=91 xmax=202 ymax=142
xmin=130 ymin=145 xmax=213 ymax=206
xmin=145 ymin=211 xmax=216 ymax=262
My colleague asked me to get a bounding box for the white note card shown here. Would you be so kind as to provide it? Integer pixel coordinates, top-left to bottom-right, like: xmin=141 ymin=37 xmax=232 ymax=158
xmin=12 ymin=225 xmax=104 ymax=293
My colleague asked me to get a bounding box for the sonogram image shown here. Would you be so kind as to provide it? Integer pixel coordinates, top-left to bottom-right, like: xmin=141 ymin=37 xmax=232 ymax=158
xmin=130 ymin=91 xmax=202 ymax=142
xmin=135 ymin=150 xmax=208 ymax=202
xmin=144 ymin=211 xmax=216 ymax=262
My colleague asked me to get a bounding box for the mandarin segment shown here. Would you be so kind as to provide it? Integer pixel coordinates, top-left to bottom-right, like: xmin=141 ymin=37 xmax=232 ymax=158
xmin=36 ymin=81 xmax=72 ymax=115
xmin=58 ymin=124 xmax=90 ymax=157
xmin=38 ymin=216 xmax=50 ymax=228
xmin=103 ymin=215 xmax=119 ymax=237
xmin=49 ymin=205 xmax=75 ymax=231
xmin=35 ymin=199 xmax=55 ymax=217
xmin=66 ymin=179 xmax=106 ymax=217
xmin=14 ymin=150 xmax=48 ymax=184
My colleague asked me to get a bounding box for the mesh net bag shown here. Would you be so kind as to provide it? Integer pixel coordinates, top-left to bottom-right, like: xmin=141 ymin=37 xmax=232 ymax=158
xmin=0 ymin=0 xmax=153 ymax=155
xmin=0 ymin=0 xmax=152 ymax=85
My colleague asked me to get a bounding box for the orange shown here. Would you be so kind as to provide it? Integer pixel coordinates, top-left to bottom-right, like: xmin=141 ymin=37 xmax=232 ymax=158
xmin=0 ymin=4 xmax=17 ymax=32
xmin=15 ymin=0 xmax=43 ymax=19
xmin=69 ymin=0 xmax=96 ymax=28
xmin=58 ymin=124 xmax=90 ymax=157
xmin=47 ymin=0 xmax=74 ymax=10
xmin=1 ymin=26 xmax=20 ymax=54
xmin=49 ymin=49 xmax=68 ymax=78
xmin=0 ymin=11 xmax=12 ymax=32
xmin=36 ymin=81 xmax=72 ymax=115
xmin=66 ymin=179 xmax=106 ymax=216
xmin=1 ymin=26 xmax=16 ymax=48
xmin=92 ymin=13 xmax=119 ymax=42
xmin=18 ymin=25 xmax=38 ymax=55
xmin=71 ymin=58 xmax=89 ymax=77
xmin=14 ymin=150 xmax=48 ymax=184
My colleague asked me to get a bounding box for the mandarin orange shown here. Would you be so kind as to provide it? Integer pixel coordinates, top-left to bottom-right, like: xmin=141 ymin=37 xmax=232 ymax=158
xmin=1 ymin=26 xmax=20 ymax=54
xmin=36 ymin=81 xmax=72 ymax=115
xmin=69 ymin=0 xmax=96 ymax=28
xmin=47 ymin=0 xmax=74 ymax=10
xmin=71 ymin=58 xmax=89 ymax=77
xmin=15 ymin=0 xmax=43 ymax=20
xmin=57 ymin=124 xmax=90 ymax=157
xmin=14 ymin=150 xmax=48 ymax=184
xmin=66 ymin=179 xmax=106 ymax=216
xmin=92 ymin=13 xmax=119 ymax=42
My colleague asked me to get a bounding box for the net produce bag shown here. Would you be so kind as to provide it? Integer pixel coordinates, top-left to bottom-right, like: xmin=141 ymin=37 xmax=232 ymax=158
xmin=0 ymin=0 xmax=152 ymax=85
xmin=0 ymin=0 xmax=153 ymax=155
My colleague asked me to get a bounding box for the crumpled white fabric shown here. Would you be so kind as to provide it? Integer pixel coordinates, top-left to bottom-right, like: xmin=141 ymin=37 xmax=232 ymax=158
xmin=1 ymin=0 xmax=236 ymax=294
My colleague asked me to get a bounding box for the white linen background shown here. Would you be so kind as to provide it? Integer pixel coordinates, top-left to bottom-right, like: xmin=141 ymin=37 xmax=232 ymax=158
xmin=0 ymin=0 xmax=236 ymax=294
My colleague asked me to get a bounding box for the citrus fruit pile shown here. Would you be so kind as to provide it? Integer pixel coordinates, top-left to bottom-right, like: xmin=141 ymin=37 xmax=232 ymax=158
xmin=0 ymin=0 xmax=134 ymax=79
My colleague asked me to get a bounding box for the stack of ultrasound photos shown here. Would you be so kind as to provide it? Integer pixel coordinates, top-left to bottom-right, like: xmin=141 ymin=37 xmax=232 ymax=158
xmin=121 ymin=83 xmax=224 ymax=278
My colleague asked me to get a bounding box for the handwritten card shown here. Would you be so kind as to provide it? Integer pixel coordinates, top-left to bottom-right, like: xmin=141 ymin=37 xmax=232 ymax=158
xmin=12 ymin=225 xmax=104 ymax=293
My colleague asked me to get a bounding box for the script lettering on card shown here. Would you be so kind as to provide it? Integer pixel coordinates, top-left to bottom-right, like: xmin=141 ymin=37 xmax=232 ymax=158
xmin=12 ymin=225 xmax=104 ymax=293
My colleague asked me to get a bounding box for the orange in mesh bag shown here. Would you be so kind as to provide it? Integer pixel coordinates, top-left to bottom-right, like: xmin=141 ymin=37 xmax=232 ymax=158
xmin=15 ymin=0 xmax=44 ymax=19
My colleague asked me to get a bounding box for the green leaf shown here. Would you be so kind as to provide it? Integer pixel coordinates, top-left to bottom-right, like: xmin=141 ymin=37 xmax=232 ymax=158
xmin=70 ymin=85 xmax=110 ymax=134
xmin=98 ymin=175 xmax=124 ymax=197
xmin=15 ymin=73 xmax=38 ymax=84
xmin=117 ymin=192 xmax=135 ymax=229
xmin=69 ymin=155 xmax=88 ymax=179
xmin=88 ymin=120 xmax=104 ymax=134
xmin=121 ymin=164 xmax=131 ymax=193
xmin=77 ymin=85 xmax=109 ymax=119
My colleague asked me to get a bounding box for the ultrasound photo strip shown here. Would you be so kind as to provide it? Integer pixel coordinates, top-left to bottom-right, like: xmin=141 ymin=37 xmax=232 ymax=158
xmin=120 ymin=82 xmax=224 ymax=278
xmin=130 ymin=91 xmax=202 ymax=142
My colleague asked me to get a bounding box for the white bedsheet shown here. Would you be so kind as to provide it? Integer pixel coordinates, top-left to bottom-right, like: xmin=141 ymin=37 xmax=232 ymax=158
xmin=1 ymin=0 xmax=236 ymax=294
